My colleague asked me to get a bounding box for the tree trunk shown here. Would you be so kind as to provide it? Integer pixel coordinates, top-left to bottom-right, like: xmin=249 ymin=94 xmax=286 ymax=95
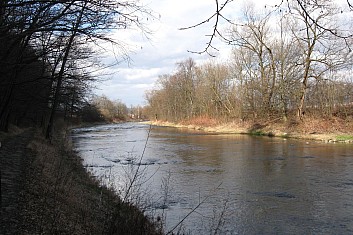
xmin=45 ymin=2 xmax=87 ymax=140
xmin=297 ymin=15 xmax=315 ymax=121
xmin=0 ymin=84 xmax=14 ymax=131
xmin=297 ymin=87 xmax=306 ymax=119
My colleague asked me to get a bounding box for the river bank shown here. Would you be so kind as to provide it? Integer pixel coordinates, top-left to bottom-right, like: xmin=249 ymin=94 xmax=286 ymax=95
xmin=147 ymin=116 xmax=353 ymax=143
xmin=71 ymin=121 xmax=353 ymax=234
xmin=0 ymin=126 xmax=162 ymax=234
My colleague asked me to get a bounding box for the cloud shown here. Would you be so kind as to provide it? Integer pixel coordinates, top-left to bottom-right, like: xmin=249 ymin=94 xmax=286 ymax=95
xmin=93 ymin=0 xmax=352 ymax=105
xmin=93 ymin=0 xmax=253 ymax=106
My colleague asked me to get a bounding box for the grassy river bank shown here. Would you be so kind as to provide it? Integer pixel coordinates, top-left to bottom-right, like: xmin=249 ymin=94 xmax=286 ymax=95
xmin=147 ymin=116 xmax=353 ymax=143
xmin=0 ymin=126 xmax=162 ymax=235
xmin=2 ymin=116 xmax=351 ymax=234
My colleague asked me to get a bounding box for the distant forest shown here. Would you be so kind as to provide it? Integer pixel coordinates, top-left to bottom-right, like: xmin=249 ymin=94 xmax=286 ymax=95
xmin=1 ymin=1 xmax=352 ymax=138
xmin=145 ymin=2 xmax=353 ymax=123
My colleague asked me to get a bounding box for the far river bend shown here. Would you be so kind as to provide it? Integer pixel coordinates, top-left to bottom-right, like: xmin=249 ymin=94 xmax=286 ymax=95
xmin=71 ymin=122 xmax=353 ymax=234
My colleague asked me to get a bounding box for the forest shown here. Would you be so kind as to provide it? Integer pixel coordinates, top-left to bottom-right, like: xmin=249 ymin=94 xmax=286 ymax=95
xmin=0 ymin=0 xmax=150 ymax=139
xmin=1 ymin=0 xmax=352 ymax=138
xmin=0 ymin=2 xmax=160 ymax=234
xmin=145 ymin=1 xmax=353 ymax=125
xmin=1 ymin=1 xmax=353 ymax=234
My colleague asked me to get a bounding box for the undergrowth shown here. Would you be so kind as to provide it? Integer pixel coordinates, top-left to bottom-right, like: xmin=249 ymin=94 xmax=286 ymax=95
xmin=20 ymin=128 xmax=162 ymax=234
xmin=336 ymin=135 xmax=353 ymax=141
xmin=180 ymin=116 xmax=220 ymax=127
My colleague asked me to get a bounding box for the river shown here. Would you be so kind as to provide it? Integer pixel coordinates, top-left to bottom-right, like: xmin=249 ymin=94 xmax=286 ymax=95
xmin=71 ymin=122 xmax=353 ymax=234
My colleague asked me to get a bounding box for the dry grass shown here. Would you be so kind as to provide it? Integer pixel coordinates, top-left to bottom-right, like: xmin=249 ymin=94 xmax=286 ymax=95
xmin=149 ymin=115 xmax=353 ymax=143
xmin=19 ymin=129 xmax=162 ymax=235
xmin=0 ymin=124 xmax=25 ymax=142
xmin=180 ymin=116 xmax=220 ymax=127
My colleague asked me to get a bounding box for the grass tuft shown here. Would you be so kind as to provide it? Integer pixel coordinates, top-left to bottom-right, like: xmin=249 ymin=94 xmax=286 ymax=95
xmin=250 ymin=130 xmax=266 ymax=136
xmin=19 ymin=128 xmax=162 ymax=234
xmin=181 ymin=116 xmax=219 ymax=127
xmin=336 ymin=135 xmax=353 ymax=141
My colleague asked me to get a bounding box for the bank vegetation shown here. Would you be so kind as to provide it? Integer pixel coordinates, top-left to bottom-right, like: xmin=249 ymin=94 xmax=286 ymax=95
xmin=145 ymin=2 xmax=353 ymax=141
xmin=0 ymin=0 xmax=152 ymax=138
xmin=0 ymin=1 xmax=160 ymax=234
xmin=1 ymin=126 xmax=162 ymax=234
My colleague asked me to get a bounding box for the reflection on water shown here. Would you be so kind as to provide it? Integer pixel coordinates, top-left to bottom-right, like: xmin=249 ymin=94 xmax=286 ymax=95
xmin=72 ymin=123 xmax=353 ymax=234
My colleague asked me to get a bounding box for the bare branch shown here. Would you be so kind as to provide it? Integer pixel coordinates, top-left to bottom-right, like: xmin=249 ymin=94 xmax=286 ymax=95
xmin=179 ymin=0 xmax=234 ymax=56
xmin=295 ymin=0 xmax=353 ymax=39
xmin=180 ymin=0 xmax=352 ymax=56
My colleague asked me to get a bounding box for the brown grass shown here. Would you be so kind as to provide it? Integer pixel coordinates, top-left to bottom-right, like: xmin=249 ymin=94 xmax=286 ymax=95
xmin=149 ymin=115 xmax=353 ymax=143
xmin=19 ymin=129 xmax=162 ymax=234
xmin=180 ymin=116 xmax=220 ymax=127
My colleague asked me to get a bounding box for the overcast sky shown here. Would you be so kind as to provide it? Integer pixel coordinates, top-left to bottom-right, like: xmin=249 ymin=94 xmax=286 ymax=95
xmin=93 ymin=0 xmax=242 ymax=106
xmin=92 ymin=0 xmax=350 ymax=107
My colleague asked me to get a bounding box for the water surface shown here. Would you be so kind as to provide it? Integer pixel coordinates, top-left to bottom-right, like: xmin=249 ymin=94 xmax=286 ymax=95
xmin=71 ymin=122 xmax=353 ymax=234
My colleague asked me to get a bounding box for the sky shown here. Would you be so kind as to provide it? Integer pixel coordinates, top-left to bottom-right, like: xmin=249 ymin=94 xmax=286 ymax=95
xmin=92 ymin=0 xmax=351 ymax=107
xmin=93 ymin=0 xmax=241 ymax=106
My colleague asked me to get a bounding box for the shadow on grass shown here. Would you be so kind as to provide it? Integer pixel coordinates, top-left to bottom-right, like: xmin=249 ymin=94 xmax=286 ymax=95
xmin=19 ymin=129 xmax=162 ymax=235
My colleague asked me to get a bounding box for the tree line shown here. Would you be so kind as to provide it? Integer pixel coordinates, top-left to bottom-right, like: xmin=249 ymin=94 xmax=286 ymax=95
xmin=81 ymin=95 xmax=146 ymax=123
xmin=0 ymin=0 xmax=151 ymax=139
xmin=146 ymin=1 xmax=353 ymax=123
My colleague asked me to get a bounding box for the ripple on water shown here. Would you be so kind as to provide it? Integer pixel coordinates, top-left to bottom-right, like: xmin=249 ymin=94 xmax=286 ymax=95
xmin=253 ymin=191 xmax=296 ymax=199
xmin=273 ymin=157 xmax=286 ymax=160
xmin=72 ymin=122 xmax=353 ymax=234
xmin=300 ymin=156 xmax=316 ymax=159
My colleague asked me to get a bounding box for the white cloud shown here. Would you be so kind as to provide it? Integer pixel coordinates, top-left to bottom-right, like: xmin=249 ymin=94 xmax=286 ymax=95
xmin=93 ymin=0 xmax=296 ymax=106
xmin=92 ymin=0 xmax=240 ymax=106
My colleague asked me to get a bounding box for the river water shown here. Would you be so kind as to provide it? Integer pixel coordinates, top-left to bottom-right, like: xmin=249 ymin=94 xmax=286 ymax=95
xmin=71 ymin=122 xmax=353 ymax=234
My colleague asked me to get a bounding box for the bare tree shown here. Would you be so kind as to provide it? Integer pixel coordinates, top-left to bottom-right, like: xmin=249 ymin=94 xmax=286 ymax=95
xmin=1 ymin=0 xmax=153 ymax=135
xmin=287 ymin=0 xmax=352 ymax=119
xmin=196 ymin=62 xmax=233 ymax=118
xmin=180 ymin=0 xmax=352 ymax=56
xmin=229 ymin=5 xmax=279 ymax=117
xmin=46 ymin=1 xmax=88 ymax=139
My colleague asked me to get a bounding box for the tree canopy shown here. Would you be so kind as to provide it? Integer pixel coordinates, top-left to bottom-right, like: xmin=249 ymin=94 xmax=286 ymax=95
xmin=146 ymin=1 xmax=353 ymax=123
xmin=0 ymin=0 xmax=152 ymax=138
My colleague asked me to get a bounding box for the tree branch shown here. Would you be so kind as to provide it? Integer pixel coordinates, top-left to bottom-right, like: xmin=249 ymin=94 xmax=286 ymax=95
xmin=179 ymin=0 xmax=234 ymax=57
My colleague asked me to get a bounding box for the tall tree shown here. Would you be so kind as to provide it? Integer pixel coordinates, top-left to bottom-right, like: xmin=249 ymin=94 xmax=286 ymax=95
xmin=229 ymin=5 xmax=279 ymax=117
xmin=180 ymin=0 xmax=353 ymax=56
xmin=288 ymin=0 xmax=351 ymax=119
xmin=45 ymin=1 xmax=87 ymax=139
xmin=0 ymin=0 xmax=153 ymax=135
